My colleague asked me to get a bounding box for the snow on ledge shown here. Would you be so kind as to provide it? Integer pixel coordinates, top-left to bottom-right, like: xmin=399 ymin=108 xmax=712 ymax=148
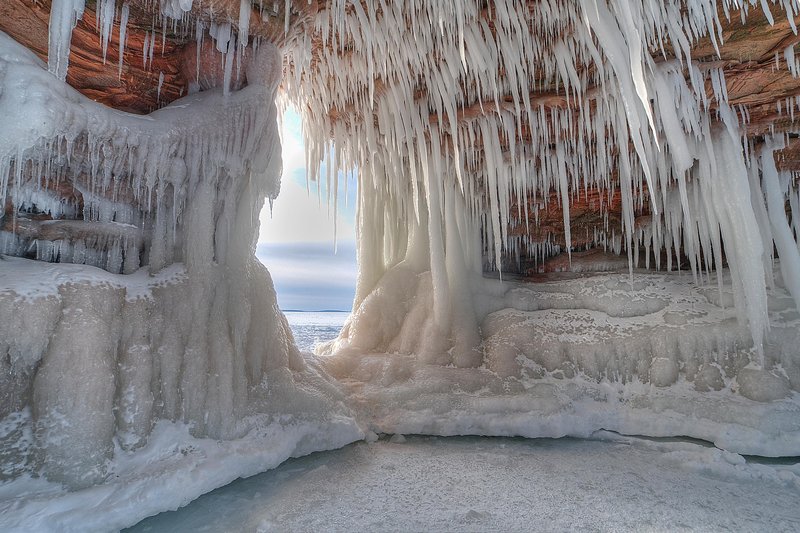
xmin=0 ymin=256 xmax=187 ymax=302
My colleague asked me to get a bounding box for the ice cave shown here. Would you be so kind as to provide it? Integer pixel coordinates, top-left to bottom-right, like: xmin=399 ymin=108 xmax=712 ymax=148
xmin=1 ymin=0 xmax=800 ymax=530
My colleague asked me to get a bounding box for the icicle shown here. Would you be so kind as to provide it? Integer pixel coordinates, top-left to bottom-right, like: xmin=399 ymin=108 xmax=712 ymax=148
xmin=149 ymin=31 xmax=156 ymax=69
xmin=761 ymin=142 xmax=800 ymax=310
xmin=239 ymin=0 xmax=251 ymax=48
xmin=157 ymin=71 xmax=165 ymax=103
xmin=785 ymin=43 xmax=798 ymax=77
xmin=143 ymin=31 xmax=150 ymax=69
xmin=48 ymin=0 xmax=86 ymax=81
xmin=97 ymin=0 xmax=115 ymax=63
xmin=223 ymin=36 xmax=237 ymax=96
xmin=118 ymin=2 xmax=130 ymax=80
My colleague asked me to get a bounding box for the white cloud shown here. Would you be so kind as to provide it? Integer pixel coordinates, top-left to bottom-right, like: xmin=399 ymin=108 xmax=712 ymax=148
xmin=259 ymin=109 xmax=357 ymax=244
xmin=278 ymin=109 xmax=306 ymax=181
xmin=256 ymin=242 xmax=357 ymax=311
xmin=258 ymin=175 xmax=357 ymax=243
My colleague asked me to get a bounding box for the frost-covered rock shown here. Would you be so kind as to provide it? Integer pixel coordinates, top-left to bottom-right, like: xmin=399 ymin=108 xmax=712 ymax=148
xmin=0 ymin=29 xmax=361 ymax=509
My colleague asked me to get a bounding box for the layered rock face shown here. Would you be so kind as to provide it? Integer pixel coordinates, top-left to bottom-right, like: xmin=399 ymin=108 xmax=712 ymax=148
xmin=0 ymin=3 xmax=797 ymax=273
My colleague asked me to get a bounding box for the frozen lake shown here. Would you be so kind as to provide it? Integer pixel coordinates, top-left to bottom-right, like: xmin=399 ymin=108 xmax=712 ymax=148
xmin=283 ymin=311 xmax=349 ymax=353
xmin=127 ymin=434 xmax=800 ymax=532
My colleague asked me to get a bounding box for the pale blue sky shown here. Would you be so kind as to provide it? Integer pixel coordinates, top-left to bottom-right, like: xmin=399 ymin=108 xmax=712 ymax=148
xmin=257 ymin=109 xmax=358 ymax=311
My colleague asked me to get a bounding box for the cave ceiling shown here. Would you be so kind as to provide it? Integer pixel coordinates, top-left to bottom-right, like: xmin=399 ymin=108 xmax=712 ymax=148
xmin=1 ymin=0 xmax=799 ymax=271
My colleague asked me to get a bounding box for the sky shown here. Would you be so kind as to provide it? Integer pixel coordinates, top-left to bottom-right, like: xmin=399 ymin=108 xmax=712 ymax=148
xmin=256 ymin=109 xmax=358 ymax=311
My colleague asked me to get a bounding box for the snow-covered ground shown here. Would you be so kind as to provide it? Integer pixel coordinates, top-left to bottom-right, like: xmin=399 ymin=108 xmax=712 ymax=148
xmin=0 ymin=416 xmax=360 ymax=532
xmin=127 ymin=434 xmax=800 ymax=532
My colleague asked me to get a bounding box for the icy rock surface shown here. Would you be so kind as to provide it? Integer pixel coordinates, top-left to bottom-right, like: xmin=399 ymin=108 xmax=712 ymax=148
xmin=0 ymin=26 xmax=360 ymax=516
xmin=0 ymin=29 xmax=282 ymax=275
xmin=324 ymin=270 xmax=800 ymax=457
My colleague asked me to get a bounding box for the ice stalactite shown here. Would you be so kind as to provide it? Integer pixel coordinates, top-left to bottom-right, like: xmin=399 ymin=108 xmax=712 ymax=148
xmin=47 ymin=0 xmax=85 ymax=81
xmin=118 ymin=2 xmax=130 ymax=78
xmin=761 ymin=140 xmax=800 ymax=307
xmin=96 ymin=0 xmax=116 ymax=63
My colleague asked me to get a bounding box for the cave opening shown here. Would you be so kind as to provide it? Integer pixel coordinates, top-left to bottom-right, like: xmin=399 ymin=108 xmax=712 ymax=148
xmin=257 ymin=107 xmax=358 ymax=350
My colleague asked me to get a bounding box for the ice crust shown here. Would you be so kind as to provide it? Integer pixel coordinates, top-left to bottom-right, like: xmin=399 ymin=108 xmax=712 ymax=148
xmin=323 ymin=269 xmax=800 ymax=457
xmin=0 ymin=415 xmax=360 ymax=533
xmin=127 ymin=435 xmax=800 ymax=532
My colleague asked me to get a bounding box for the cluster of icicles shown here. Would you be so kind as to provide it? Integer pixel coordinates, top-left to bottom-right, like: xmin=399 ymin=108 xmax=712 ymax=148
xmin=278 ymin=0 xmax=800 ymax=360
xmin=47 ymin=0 xmax=297 ymax=98
xmin=0 ymin=0 xmax=282 ymax=277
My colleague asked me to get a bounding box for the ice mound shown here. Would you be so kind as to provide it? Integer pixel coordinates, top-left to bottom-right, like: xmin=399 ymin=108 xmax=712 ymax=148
xmin=479 ymin=272 xmax=800 ymax=390
xmin=324 ymin=270 xmax=800 ymax=458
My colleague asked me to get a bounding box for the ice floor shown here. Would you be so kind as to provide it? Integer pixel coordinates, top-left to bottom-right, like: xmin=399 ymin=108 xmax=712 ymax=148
xmin=127 ymin=434 xmax=800 ymax=532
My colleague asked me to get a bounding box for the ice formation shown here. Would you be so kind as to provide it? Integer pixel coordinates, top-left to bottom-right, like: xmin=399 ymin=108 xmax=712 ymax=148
xmin=296 ymin=0 xmax=800 ymax=455
xmin=0 ymin=8 xmax=361 ymax=526
xmin=1 ymin=0 xmax=800 ymax=529
xmin=290 ymin=0 xmax=800 ymax=373
xmin=48 ymin=0 xmax=85 ymax=81
xmin=325 ymin=270 xmax=800 ymax=457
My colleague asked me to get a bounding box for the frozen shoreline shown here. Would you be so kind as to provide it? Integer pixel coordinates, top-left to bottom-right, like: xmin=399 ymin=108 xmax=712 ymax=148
xmin=0 ymin=416 xmax=362 ymax=533
xmin=127 ymin=434 xmax=800 ymax=532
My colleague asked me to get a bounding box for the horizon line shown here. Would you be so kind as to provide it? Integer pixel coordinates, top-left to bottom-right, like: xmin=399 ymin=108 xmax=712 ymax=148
xmin=282 ymin=309 xmax=351 ymax=313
